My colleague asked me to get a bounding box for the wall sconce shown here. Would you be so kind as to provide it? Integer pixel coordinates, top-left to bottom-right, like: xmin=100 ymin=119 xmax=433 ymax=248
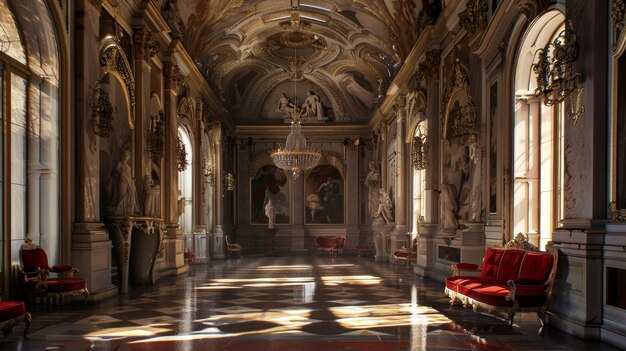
xmin=224 ymin=172 xmax=236 ymax=191
xmin=89 ymin=82 xmax=115 ymax=138
xmin=203 ymin=161 xmax=215 ymax=187
xmin=533 ymin=29 xmax=584 ymax=124
xmin=411 ymin=125 xmax=427 ymax=170
xmin=147 ymin=111 xmax=165 ymax=161
xmin=176 ymin=136 xmax=188 ymax=172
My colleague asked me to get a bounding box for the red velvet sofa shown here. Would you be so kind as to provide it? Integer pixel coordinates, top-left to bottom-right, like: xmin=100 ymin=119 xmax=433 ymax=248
xmin=0 ymin=301 xmax=31 ymax=338
xmin=445 ymin=247 xmax=558 ymax=335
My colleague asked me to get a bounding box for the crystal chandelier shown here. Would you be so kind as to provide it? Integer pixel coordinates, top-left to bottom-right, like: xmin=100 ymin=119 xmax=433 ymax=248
xmin=270 ymin=2 xmax=321 ymax=178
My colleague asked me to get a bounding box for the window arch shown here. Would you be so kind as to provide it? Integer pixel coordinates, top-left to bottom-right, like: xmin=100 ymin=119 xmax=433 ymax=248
xmin=512 ymin=10 xmax=566 ymax=250
xmin=178 ymin=125 xmax=194 ymax=251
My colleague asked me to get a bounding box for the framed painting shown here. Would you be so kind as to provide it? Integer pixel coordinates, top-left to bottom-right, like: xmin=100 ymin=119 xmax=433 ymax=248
xmin=304 ymin=165 xmax=344 ymax=224
xmin=250 ymin=165 xmax=289 ymax=225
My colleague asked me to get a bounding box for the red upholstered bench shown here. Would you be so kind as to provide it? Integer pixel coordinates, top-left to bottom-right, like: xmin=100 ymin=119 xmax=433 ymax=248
xmin=445 ymin=246 xmax=558 ymax=335
xmin=0 ymin=301 xmax=31 ymax=338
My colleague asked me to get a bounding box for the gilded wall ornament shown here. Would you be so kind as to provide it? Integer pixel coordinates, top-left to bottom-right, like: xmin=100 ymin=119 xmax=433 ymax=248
xmin=98 ymin=41 xmax=136 ymax=126
xmin=614 ymin=0 xmax=626 ymax=52
xmin=459 ymin=0 xmax=488 ymax=35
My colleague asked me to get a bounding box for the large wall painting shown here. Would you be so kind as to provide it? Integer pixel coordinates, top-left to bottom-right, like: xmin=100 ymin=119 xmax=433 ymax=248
xmin=250 ymin=165 xmax=289 ymax=225
xmin=305 ymin=165 xmax=344 ymax=224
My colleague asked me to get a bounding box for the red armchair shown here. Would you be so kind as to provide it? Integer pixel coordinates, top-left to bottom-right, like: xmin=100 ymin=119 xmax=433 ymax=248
xmin=392 ymin=238 xmax=417 ymax=265
xmin=334 ymin=236 xmax=346 ymax=255
xmin=315 ymin=236 xmax=339 ymax=256
xmin=0 ymin=301 xmax=31 ymax=338
xmin=20 ymin=247 xmax=89 ymax=306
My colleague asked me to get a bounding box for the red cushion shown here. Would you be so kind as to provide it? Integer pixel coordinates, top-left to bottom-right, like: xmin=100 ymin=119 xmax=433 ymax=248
xmin=0 ymin=301 xmax=26 ymax=320
xmin=446 ymin=276 xmax=496 ymax=293
xmin=496 ymin=249 xmax=526 ymax=282
xmin=52 ymin=264 xmax=73 ymax=272
xmin=518 ymin=252 xmax=554 ymax=284
xmin=480 ymin=248 xmax=504 ymax=279
xmin=457 ymin=263 xmax=479 ymax=270
xmin=45 ymin=278 xmax=86 ymax=293
xmin=466 ymin=283 xmax=548 ymax=308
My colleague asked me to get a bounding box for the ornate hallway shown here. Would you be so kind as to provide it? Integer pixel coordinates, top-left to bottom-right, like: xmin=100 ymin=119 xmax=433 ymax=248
xmin=0 ymin=256 xmax=618 ymax=351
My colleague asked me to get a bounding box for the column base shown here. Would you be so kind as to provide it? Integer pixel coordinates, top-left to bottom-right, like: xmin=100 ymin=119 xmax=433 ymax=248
xmin=547 ymin=312 xmax=601 ymax=340
xmin=72 ymin=222 xmax=117 ymax=299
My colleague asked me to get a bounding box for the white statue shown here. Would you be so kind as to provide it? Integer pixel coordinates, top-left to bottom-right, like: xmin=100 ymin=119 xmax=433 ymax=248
xmin=365 ymin=161 xmax=380 ymax=217
xmin=142 ymin=172 xmax=161 ymax=217
xmin=301 ymin=90 xmax=324 ymax=118
xmin=277 ymin=92 xmax=294 ymax=116
xmin=374 ymin=188 xmax=394 ymax=224
xmin=111 ymin=150 xmax=141 ymax=216
xmin=264 ymin=199 xmax=276 ymax=229
xmin=440 ymin=177 xmax=459 ymax=230
xmin=469 ymin=154 xmax=483 ymax=222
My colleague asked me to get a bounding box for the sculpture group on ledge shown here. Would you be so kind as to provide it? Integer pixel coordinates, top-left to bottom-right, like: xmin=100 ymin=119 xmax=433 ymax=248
xmin=108 ymin=150 xmax=161 ymax=218
xmin=276 ymin=90 xmax=325 ymax=119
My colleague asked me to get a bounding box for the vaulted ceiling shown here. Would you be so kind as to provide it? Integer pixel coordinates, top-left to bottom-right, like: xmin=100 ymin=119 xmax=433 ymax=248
xmin=166 ymin=0 xmax=421 ymax=123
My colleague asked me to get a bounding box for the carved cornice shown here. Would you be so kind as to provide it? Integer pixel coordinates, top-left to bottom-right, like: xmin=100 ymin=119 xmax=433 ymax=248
xmin=459 ymin=0 xmax=488 ymax=35
xmin=418 ymin=49 xmax=441 ymax=81
xmin=614 ymin=0 xmax=626 ymax=52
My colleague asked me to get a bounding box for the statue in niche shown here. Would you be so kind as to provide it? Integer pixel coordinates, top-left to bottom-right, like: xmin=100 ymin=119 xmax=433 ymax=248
xmin=374 ymin=188 xmax=394 ymax=224
xmin=365 ymin=161 xmax=381 ymax=217
xmin=264 ymin=199 xmax=276 ymax=229
xmin=142 ymin=169 xmax=161 ymax=217
xmin=277 ymin=92 xmax=294 ymax=117
xmin=469 ymin=154 xmax=483 ymax=222
xmin=301 ymin=90 xmax=324 ymax=118
xmin=440 ymin=174 xmax=459 ymax=230
xmin=111 ymin=150 xmax=141 ymax=216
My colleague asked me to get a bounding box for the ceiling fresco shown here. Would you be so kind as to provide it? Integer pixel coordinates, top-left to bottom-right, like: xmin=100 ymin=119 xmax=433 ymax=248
xmin=159 ymin=0 xmax=421 ymax=123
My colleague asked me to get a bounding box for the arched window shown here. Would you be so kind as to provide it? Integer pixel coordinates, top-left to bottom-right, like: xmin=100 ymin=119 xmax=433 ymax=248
xmin=513 ymin=11 xmax=566 ymax=249
xmin=1 ymin=0 xmax=61 ymax=282
xmin=411 ymin=120 xmax=427 ymax=234
xmin=178 ymin=126 xmax=193 ymax=251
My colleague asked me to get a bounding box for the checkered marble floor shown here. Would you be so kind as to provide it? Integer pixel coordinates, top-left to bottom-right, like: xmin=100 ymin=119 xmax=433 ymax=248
xmin=0 ymin=256 xmax=619 ymax=351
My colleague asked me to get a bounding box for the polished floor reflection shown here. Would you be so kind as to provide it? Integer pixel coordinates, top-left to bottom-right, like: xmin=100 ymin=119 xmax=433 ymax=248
xmin=1 ymin=256 xmax=619 ymax=351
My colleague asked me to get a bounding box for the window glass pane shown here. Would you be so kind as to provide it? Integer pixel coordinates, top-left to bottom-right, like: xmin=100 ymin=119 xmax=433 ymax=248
xmin=10 ymin=73 xmax=26 ymax=262
xmin=0 ymin=0 xmax=27 ymax=64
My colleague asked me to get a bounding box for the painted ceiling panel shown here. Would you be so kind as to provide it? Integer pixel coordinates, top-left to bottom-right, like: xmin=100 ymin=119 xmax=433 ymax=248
xmin=160 ymin=0 xmax=421 ymax=123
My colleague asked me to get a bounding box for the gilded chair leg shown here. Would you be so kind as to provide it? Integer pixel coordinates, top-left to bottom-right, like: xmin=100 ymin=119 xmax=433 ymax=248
xmin=23 ymin=313 xmax=31 ymax=339
xmin=84 ymin=288 xmax=90 ymax=304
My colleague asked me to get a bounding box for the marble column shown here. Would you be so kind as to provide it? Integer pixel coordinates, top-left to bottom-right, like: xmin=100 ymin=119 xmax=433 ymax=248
xmin=209 ymin=122 xmax=225 ymax=259
xmin=344 ymin=143 xmax=360 ymax=253
xmin=71 ymin=0 xmax=117 ymax=301
xmin=291 ymin=172 xmax=307 ymax=254
xmin=392 ymin=96 xmax=409 ymax=254
xmin=161 ymin=59 xmax=187 ymax=275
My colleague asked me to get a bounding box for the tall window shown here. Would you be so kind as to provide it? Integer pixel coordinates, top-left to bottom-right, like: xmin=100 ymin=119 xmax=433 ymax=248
xmin=178 ymin=126 xmax=193 ymax=251
xmin=513 ymin=11 xmax=565 ymax=249
xmin=411 ymin=121 xmax=427 ymax=235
